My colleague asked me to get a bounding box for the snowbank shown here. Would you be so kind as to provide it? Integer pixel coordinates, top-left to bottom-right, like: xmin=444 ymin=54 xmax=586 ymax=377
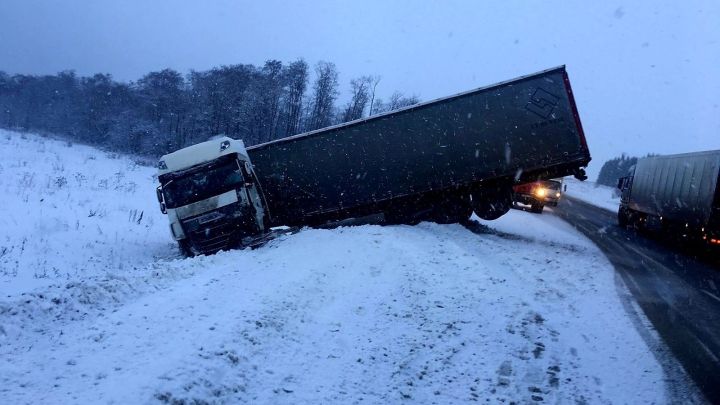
xmin=0 ymin=131 xmax=671 ymax=403
xmin=563 ymin=177 xmax=621 ymax=212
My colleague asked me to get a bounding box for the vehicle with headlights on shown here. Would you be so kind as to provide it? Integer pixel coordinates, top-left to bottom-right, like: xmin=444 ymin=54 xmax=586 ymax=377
xmin=513 ymin=179 xmax=563 ymax=213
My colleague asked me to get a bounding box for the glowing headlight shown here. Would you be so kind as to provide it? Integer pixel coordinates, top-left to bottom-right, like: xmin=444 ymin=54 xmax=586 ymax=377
xmin=534 ymin=188 xmax=547 ymax=197
xmin=555 ymin=192 xmax=561 ymax=198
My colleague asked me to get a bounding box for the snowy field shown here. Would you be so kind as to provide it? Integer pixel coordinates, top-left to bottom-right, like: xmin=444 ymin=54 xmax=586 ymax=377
xmin=0 ymin=129 xmax=173 ymax=297
xmin=563 ymin=177 xmax=621 ymax=212
xmin=0 ymin=131 xmax=672 ymax=403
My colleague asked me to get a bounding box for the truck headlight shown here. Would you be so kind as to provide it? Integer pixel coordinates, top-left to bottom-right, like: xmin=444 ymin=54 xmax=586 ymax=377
xmin=534 ymin=188 xmax=547 ymax=197
xmin=555 ymin=192 xmax=561 ymax=198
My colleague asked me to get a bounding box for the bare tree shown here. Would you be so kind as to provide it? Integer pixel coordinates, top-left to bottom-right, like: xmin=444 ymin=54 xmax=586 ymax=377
xmin=253 ymin=60 xmax=284 ymax=143
xmin=341 ymin=76 xmax=373 ymax=122
xmin=0 ymin=58 xmax=393 ymax=157
xmin=281 ymin=59 xmax=308 ymax=137
xmin=385 ymin=91 xmax=420 ymax=112
xmin=137 ymin=69 xmax=186 ymax=150
xmin=308 ymin=61 xmax=339 ymax=131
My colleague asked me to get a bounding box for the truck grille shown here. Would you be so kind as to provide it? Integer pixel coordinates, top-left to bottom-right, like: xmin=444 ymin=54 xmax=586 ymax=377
xmin=187 ymin=220 xmax=239 ymax=254
xmin=181 ymin=203 xmax=247 ymax=254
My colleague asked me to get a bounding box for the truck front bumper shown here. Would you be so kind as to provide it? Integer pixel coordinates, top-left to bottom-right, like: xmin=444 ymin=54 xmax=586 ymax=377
xmin=514 ymin=194 xmax=560 ymax=207
xmin=180 ymin=202 xmax=259 ymax=254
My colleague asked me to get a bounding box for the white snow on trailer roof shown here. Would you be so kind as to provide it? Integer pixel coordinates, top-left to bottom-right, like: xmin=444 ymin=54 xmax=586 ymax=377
xmin=158 ymin=137 xmax=248 ymax=176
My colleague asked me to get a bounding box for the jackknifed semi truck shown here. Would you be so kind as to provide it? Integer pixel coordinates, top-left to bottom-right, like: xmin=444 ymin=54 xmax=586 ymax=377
xmin=156 ymin=66 xmax=591 ymax=256
xmin=617 ymin=150 xmax=720 ymax=246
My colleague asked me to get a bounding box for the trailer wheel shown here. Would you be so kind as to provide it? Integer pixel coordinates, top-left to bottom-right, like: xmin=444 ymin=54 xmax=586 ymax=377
xmin=430 ymin=194 xmax=473 ymax=224
xmin=622 ymin=208 xmax=648 ymax=231
xmin=530 ymin=203 xmax=544 ymax=214
xmin=471 ymin=185 xmax=513 ymax=220
xmin=617 ymin=207 xmax=629 ymax=227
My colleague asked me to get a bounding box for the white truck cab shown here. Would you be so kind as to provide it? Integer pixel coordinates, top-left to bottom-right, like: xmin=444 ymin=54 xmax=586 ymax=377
xmin=156 ymin=137 xmax=267 ymax=256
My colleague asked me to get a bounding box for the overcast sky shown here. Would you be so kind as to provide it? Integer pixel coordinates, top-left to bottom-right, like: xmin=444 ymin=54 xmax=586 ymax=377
xmin=1 ymin=0 xmax=718 ymax=178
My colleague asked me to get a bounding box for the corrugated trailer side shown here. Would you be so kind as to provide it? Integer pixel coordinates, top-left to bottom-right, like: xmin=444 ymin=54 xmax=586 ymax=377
xmin=249 ymin=66 xmax=590 ymax=226
xmin=629 ymin=151 xmax=720 ymax=227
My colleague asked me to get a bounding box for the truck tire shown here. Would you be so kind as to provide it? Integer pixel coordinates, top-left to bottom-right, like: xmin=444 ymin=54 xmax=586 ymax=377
xmin=623 ymin=208 xmax=648 ymax=231
xmin=178 ymin=239 xmax=195 ymax=257
xmin=471 ymin=185 xmax=513 ymax=220
xmin=617 ymin=207 xmax=629 ymax=227
xmin=430 ymin=194 xmax=473 ymax=224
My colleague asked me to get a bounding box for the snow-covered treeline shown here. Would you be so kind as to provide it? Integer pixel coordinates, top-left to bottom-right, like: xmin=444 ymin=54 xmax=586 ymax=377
xmin=0 ymin=62 xmax=418 ymax=159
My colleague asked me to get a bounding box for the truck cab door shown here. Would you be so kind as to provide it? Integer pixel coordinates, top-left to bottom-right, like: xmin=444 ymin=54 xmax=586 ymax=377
xmin=618 ymin=176 xmax=633 ymax=203
xmin=239 ymin=160 xmax=267 ymax=232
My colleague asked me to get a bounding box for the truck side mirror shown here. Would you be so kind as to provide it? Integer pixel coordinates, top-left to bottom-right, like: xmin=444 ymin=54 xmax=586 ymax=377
xmin=156 ymin=186 xmax=167 ymax=214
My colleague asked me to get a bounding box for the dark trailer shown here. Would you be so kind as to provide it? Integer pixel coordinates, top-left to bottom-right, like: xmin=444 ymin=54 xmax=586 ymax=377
xmin=248 ymin=66 xmax=591 ymax=227
xmin=618 ymin=150 xmax=720 ymax=244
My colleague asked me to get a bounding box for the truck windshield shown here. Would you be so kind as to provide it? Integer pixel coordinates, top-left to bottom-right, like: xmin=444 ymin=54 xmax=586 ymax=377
xmin=162 ymin=159 xmax=244 ymax=209
xmin=543 ymin=180 xmax=562 ymax=191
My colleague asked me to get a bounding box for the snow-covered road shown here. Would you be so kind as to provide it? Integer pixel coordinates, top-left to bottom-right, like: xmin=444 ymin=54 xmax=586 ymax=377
xmin=0 ymin=131 xmax=674 ymax=403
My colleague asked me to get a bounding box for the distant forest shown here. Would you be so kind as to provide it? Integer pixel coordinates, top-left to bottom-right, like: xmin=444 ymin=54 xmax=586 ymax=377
xmin=0 ymin=60 xmax=419 ymax=157
xmin=596 ymin=154 xmax=661 ymax=186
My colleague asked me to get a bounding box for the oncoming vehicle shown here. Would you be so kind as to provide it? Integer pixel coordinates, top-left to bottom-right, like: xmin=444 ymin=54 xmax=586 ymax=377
xmin=513 ymin=179 xmax=563 ymax=213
